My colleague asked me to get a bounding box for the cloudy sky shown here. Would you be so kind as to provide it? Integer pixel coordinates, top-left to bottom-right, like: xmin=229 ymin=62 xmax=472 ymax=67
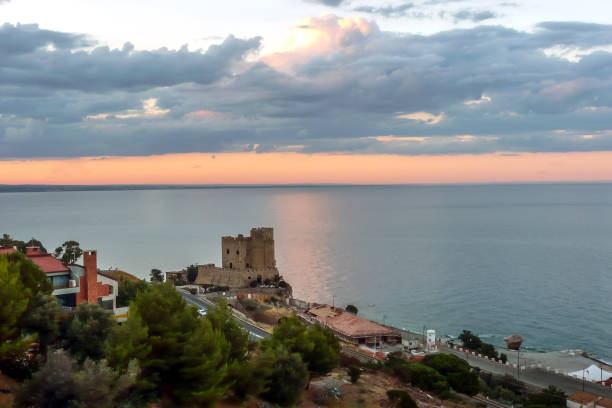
xmin=1 ymin=0 xmax=612 ymax=184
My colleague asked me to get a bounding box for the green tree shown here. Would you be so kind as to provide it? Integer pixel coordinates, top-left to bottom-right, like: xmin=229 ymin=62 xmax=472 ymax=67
xmin=500 ymin=353 xmax=508 ymax=364
xmin=422 ymin=353 xmax=479 ymax=396
xmin=458 ymin=330 xmax=482 ymax=351
xmin=149 ymin=268 xmax=164 ymax=283
xmin=480 ymin=343 xmax=498 ymax=359
xmin=206 ymin=299 xmax=249 ymax=363
xmin=259 ymin=347 xmax=309 ymax=407
xmin=406 ymin=363 xmax=449 ymax=395
xmin=116 ymin=278 xmax=150 ymax=308
xmin=107 ymin=282 xmax=231 ymax=406
xmin=346 ymin=304 xmax=358 ymax=314
xmin=15 ymin=350 xmax=138 ymax=408
xmin=0 ymin=252 xmax=52 ymax=378
xmin=0 ymin=256 xmax=34 ymax=378
xmin=265 ymin=316 xmax=340 ymax=378
xmin=54 ymin=240 xmax=83 ymax=265
xmin=65 ymin=303 xmax=116 ymax=362
xmin=348 ymin=365 xmax=361 ymax=383
xmin=23 ymin=293 xmax=61 ymax=356
xmin=186 ymin=264 xmax=198 ymax=283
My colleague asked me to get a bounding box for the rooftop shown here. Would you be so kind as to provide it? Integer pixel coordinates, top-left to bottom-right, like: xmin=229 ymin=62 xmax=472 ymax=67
xmin=27 ymin=253 xmax=70 ymax=274
xmin=597 ymin=399 xmax=612 ymax=408
xmin=568 ymin=392 xmax=598 ymax=404
xmin=0 ymin=245 xmax=16 ymax=255
xmin=307 ymin=305 xmax=394 ymax=338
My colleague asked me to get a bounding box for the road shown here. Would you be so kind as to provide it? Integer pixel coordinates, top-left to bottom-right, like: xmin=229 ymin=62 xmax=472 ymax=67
xmin=179 ymin=290 xmax=270 ymax=340
xmin=442 ymin=346 xmax=612 ymax=398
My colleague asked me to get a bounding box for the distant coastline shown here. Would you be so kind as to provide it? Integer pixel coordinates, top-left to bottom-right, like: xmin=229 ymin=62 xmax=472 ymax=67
xmin=2 ymin=181 xmax=612 ymax=193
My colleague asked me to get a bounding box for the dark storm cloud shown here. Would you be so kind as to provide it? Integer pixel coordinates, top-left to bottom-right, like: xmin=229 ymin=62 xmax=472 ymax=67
xmin=1 ymin=20 xmax=612 ymax=158
xmin=0 ymin=25 xmax=261 ymax=92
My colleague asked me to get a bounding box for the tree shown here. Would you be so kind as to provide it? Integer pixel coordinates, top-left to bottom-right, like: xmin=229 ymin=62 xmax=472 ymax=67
xmin=15 ymin=350 xmax=138 ymax=408
xmin=65 ymin=303 xmax=115 ymax=362
xmin=422 ymin=353 xmax=479 ymax=396
xmin=23 ymin=293 xmax=61 ymax=356
xmin=0 ymin=255 xmax=34 ymax=378
xmin=116 ymin=278 xmax=150 ymax=308
xmin=259 ymin=347 xmax=309 ymax=407
xmin=348 ymin=365 xmax=361 ymax=383
xmin=149 ymin=268 xmax=164 ymax=282
xmin=458 ymin=330 xmax=482 ymax=351
xmin=406 ymin=363 xmax=449 ymax=395
xmin=0 ymin=252 xmax=52 ymax=378
xmin=346 ymin=304 xmax=358 ymax=315
xmin=54 ymin=240 xmax=83 ymax=265
xmin=107 ymin=282 xmax=231 ymax=406
xmin=186 ymin=264 xmax=198 ymax=283
xmin=480 ymin=343 xmax=498 ymax=359
xmin=206 ymin=299 xmax=249 ymax=363
xmin=500 ymin=353 xmax=508 ymax=364
xmin=265 ymin=316 xmax=340 ymax=378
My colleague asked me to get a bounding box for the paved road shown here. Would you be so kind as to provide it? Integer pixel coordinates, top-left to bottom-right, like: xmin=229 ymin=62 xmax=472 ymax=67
xmin=179 ymin=290 xmax=270 ymax=340
xmin=443 ymin=346 xmax=612 ymax=398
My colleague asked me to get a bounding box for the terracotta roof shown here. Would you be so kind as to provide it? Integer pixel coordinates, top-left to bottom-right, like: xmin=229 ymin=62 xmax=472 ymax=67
xmin=569 ymin=392 xmax=598 ymax=404
xmin=0 ymin=246 xmax=16 ymax=255
xmin=27 ymin=254 xmax=69 ymax=273
xmin=597 ymin=399 xmax=612 ymax=408
xmin=308 ymin=305 xmax=394 ymax=338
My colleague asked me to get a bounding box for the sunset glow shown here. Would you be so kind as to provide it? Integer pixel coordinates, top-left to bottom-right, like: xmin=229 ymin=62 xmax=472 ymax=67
xmin=3 ymin=151 xmax=612 ymax=185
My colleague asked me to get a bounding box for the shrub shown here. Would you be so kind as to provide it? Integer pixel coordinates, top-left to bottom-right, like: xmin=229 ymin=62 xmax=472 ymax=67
xmin=348 ymin=365 xmax=361 ymax=383
xmin=387 ymin=390 xmax=417 ymax=408
xmin=422 ymin=354 xmax=479 ymax=396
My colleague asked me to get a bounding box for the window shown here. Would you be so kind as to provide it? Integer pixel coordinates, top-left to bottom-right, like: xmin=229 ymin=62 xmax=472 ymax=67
xmin=229 ymin=262 xmax=233 ymax=269
xmin=236 ymin=250 xmax=239 ymax=255
xmin=108 ymin=286 xmax=114 ymax=294
xmin=226 ymin=249 xmax=230 ymax=254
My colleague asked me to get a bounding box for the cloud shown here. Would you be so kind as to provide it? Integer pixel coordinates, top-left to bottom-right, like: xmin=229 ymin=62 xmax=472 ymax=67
xmin=354 ymin=3 xmax=415 ymax=17
xmin=2 ymin=18 xmax=612 ymax=158
xmin=303 ymin=0 xmax=346 ymax=6
xmin=449 ymin=9 xmax=498 ymax=22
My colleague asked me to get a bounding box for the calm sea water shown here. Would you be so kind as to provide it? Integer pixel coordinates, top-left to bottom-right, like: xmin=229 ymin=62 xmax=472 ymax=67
xmin=1 ymin=184 xmax=611 ymax=360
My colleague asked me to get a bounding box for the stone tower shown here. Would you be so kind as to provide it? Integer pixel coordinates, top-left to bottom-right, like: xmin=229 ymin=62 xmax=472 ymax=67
xmin=221 ymin=227 xmax=276 ymax=269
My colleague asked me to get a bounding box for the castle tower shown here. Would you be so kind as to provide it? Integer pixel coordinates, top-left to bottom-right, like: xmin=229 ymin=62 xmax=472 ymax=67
xmin=221 ymin=227 xmax=276 ymax=269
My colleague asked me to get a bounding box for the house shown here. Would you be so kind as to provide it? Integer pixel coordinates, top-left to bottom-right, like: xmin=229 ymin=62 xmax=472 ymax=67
xmin=24 ymin=247 xmax=127 ymax=321
xmin=567 ymin=392 xmax=598 ymax=408
xmin=0 ymin=245 xmax=16 ymax=255
xmin=304 ymin=304 xmax=402 ymax=347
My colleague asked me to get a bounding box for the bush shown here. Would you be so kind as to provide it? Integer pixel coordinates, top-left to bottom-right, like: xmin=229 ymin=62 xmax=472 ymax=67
xmin=259 ymin=347 xmax=309 ymax=407
xmin=387 ymin=390 xmax=417 ymax=408
xmin=348 ymin=365 xmax=361 ymax=383
xmin=500 ymin=353 xmax=508 ymax=363
xmin=407 ymin=363 xmax=450 ymax=395
xmin=422 ymin=353 xmax=479 ymax=396
xmin=346 ymin=304 xmax=358 ymax=314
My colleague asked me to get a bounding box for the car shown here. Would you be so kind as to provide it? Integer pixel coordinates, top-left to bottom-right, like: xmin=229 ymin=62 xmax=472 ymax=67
xmin=198 ymin=308 xmax=207 ymax=316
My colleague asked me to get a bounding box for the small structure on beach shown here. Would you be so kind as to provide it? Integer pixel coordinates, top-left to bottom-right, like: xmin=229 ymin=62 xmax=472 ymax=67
xmin=504 ymin=334 xmax=523 ymax=350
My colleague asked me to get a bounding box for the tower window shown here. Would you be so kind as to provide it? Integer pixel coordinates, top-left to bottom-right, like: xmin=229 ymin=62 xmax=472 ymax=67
xmin=226 ymin=249 xmax=229 ymax=254
xmin=236 ymin=250 xmax=239 ymax=255
xmin=229 ymin=262 xmax=232 ymax=269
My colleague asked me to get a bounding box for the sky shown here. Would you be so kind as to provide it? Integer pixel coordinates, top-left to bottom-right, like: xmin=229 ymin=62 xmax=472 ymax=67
xmin=1 ymin=0 xmax=612 ymax=184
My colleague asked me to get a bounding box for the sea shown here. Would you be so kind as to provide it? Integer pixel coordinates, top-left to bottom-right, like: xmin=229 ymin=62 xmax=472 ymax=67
xmin=1 ymin=184 xmax=611 ymax=361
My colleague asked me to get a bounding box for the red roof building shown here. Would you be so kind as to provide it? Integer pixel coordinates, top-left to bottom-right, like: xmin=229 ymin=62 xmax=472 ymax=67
xmin=305 ymin=304 xmax=402 ymax=347
xmin=0 ymin=245 xmax=16 ymax=255
xmin=25 ymin=247 xmax=69 ymax=274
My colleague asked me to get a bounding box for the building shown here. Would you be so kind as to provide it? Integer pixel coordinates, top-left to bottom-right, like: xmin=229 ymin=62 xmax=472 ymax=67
xmin=23 ymin=247 xmax=127 ymax=321
xmin=0 ymin=245 xmax=16 ymax=255
xmin=567 ymin=392 xmax=598 ymax=408
xmin=303 ymin=304 xmax=402 ymax=347
xmin=166 ymin=227 xmax=280 ymax=288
